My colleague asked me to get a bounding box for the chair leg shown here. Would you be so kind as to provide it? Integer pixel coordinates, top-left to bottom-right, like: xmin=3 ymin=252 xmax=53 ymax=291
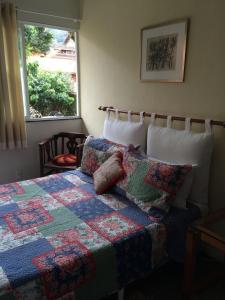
xmin=118 ymin=288 xmax=124 ymax=300
xmin=40 ymin=166 xmax=44 ymax=177
xmin=39 ymin=145 xmax=45 ymax=177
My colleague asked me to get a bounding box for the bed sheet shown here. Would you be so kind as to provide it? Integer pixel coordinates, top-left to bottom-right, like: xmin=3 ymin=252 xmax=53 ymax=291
xmin=0 ymin=170 xmax=166 ymax=300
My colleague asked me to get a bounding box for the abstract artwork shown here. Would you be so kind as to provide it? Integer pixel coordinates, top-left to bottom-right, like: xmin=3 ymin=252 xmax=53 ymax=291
xmin=140 ymin=19 xmax=188 ymax=82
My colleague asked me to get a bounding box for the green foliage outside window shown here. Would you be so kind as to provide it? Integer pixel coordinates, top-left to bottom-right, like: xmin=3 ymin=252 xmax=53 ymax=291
xmin=27 ymin=62 xmax=75 ymax=117
xmin=24 ymin=25 xmax=76 ymax=117
xmin=25 ymin=26 xmax=53 ymax=55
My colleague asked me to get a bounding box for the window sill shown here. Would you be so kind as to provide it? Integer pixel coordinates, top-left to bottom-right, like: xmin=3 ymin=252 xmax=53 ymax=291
xmin=25 ymin=116 xmax=81 ymax=122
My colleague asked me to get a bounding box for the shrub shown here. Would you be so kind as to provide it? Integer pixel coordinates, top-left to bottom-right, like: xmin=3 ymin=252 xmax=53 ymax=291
xmin=27 ymin=61 xmax=76 ymax=116
xmin=25 ymin=26 xmax=53 ymax=55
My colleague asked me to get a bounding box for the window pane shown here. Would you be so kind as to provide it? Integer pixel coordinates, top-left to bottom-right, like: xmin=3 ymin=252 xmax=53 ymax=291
xmin=24 ymin=25 xmax=78 ymax=118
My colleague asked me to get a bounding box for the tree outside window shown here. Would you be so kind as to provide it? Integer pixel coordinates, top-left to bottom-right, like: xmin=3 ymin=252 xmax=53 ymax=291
xmin=23 ymin=25 xmax=78 ymax=118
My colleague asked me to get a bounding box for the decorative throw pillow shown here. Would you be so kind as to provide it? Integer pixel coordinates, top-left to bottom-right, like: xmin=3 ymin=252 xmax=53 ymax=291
xmin=93 ymin=152 xmax=125 ymax=194
xmin=116 ymin=151 xmax=192 ymax=215
xmin=53 ymin=154 xmax=77 ymax=166
xmin=144 ymin=161 xmax=192 ymax=196
xmin=147 ymin=156 xmax=196 ymax=209
xmin=80 ymin=136 xmax=127 ymax=176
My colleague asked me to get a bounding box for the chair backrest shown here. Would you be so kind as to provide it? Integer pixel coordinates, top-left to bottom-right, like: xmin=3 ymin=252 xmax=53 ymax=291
xmin=53 ymin=132 xmax=86 ymax=155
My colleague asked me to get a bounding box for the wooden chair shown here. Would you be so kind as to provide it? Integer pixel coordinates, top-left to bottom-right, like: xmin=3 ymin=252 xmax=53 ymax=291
xmin=39 ymin=132 xmax=86 ymax=176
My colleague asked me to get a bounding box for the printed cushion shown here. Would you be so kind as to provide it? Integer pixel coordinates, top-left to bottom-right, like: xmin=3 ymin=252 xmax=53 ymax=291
xmin=80 ymin=136 xmax=128 ymax=176
xmin=116 ymin=151 xmax=192 ymax=216
xmin=53 ymin=154 xmax=77 ymax=166
xmin=147 ymin=156 xmax=196 ymax=209
xmin=93 ymin=152 xmax=125 ymax=194
xmin=144 ymin=161 xmax=192 ymax=196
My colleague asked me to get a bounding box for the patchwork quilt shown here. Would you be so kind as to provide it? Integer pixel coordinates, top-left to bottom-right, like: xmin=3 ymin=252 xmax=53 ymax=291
xmin=0 ymin=170 xmax=166 ymax=300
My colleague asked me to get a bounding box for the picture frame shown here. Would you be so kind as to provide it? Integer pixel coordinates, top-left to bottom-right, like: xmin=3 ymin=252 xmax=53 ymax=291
xmin=140 ymin=19 xmax=188 ymax=82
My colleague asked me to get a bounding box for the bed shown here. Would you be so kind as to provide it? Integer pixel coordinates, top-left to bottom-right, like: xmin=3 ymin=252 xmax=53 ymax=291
xmin=0 ymin=168 xmax=200 ymax=300
xmin=0 ymin=106 xmax=217 ymax=300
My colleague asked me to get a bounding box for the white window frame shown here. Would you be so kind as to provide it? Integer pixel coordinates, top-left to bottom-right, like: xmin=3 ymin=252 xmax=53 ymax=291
xmin=18 ymin=21 xmax=81 ymax=121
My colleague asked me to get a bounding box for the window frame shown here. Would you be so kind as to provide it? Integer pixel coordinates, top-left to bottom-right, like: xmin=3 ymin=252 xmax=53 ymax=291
xmin=18 ymin=21 xmax=81 ymax=121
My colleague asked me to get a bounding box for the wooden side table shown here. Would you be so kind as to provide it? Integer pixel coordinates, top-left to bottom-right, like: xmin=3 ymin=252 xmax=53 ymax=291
xmin=183 ymin=207 xmax=225 ymax=298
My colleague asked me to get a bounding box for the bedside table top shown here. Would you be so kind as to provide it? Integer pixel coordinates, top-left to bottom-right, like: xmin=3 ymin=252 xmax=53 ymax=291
xmin=193 ymin=207 xmax=225 ymax=246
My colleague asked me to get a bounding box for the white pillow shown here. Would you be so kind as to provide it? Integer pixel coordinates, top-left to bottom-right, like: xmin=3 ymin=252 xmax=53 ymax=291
xmin=147 ymin=117 xmax=214 ymax=214
xmin=103 ymin=109 xmax=146 ymax=151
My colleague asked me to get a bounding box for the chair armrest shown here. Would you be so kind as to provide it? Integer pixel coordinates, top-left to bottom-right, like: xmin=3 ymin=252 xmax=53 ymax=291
xmin=39 ymin=137 xmax=53 ymax=147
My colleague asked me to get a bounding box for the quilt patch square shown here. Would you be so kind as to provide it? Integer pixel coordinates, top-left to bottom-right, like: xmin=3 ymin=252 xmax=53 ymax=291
xmin=35 ymin=175 xmax=74 ymax=193
xmin=63 ymin=174 xmax=85 ymax=187
xmin=68 ymin=198 xmax=113 ymax=221
xmin=0 ymin=203 xmax=19 ymax=226
xmin=85 ymin=138 xmax=113 ymax=152
xmin=0 ymin=195 xmax=13 ymax=206
xmin=119 ymin=206 xmax=152 ymax=226
xmin=38 ymin=207 xmax=82 ymax=237
xmin=96 ymin=194 xmax=127 ymax=210
xmin=47 ymin=225 xmax=110 ymax=251
xmin=19 ymin=179 xmax=36 ymax=186
xmin=17 ymin=195 xmax=63 ymax=212
xmin=87 ymin=212 xmax=143 ymax=242
xmin=79 ymin=183 xmax=96 ymax=194
xmin=0 ymin=226 xmax=43 ymax=252
xmin=69 ymin=170 xmax=94 ymax=184
xmin=12 ymin=183 xmax=46 ymax=203
xmin=32 ymin=242 xmax=96 ymax=299
xmin=113 ymin=229 xmax=152 ymax=287
xmin=0 ymin=239 xmax=53 ymax=288
xmin=0 ymin=182 xmax=24 ymax=197
xmin=52 ymin=187 xmax=94 ymax=206
xmin=4 ymin=204 xmax=53 ymax=233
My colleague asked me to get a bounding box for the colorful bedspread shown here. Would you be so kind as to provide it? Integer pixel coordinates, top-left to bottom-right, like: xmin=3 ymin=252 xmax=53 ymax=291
xmin=0 ymin=170 xmax=166 ymax=300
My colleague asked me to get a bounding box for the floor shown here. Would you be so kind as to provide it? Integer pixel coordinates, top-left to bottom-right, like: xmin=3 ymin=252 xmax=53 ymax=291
xmin=105 ymin=257 xmax=225 ymax=300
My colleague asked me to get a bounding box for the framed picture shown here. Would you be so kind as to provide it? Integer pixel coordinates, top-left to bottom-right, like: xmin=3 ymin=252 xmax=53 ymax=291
xmin=140 ymin=19 xmax=188 ymax=82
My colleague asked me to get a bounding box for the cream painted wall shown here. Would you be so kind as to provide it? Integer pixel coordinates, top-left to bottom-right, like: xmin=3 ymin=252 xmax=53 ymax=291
xmin=12 ymin=0 xmax=80 ymax=20
xmin=80 ymin=0 xmax=225 ymax=211
xmin=0 ymin=119 xmax=82 ymax=184
xmin=14 ymin=0 xmax=80 ymax=29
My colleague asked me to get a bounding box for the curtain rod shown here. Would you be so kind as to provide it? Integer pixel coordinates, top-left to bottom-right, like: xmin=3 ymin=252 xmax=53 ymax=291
xmin=16 ymin=8 xmax=79 ymax=23
xmin=98 ymin=106 xmax=225 ymax=128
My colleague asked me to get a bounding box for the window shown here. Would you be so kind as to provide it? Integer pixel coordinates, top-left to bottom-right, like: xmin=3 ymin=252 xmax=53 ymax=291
xmin=18 ymin=23 xmax=79 ymax=120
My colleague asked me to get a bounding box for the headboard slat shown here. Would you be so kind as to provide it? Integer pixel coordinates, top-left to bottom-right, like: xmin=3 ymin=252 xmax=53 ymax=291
xmin=98 ymin=106 xmax=225 ymax=128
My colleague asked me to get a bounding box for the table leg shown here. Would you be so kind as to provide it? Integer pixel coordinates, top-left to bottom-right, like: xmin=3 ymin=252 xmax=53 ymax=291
xmin=183 ymin=229 xmax=199 ymax=297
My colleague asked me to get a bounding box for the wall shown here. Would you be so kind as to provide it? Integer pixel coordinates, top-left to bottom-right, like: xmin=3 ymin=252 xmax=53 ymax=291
xmin=79 ymin=0 xmax=225 ymax=211
xmin=14 ymin=0 xmax=80 ymax=29
xmin=13 ymin=0 xmax=80 ymax=20
xmin=0 ymin=119 xmax=82 ymax=184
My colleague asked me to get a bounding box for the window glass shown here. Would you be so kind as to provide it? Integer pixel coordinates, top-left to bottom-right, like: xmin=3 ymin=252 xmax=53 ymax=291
xmin=22 ymin=24 xmax=78 ymax=119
